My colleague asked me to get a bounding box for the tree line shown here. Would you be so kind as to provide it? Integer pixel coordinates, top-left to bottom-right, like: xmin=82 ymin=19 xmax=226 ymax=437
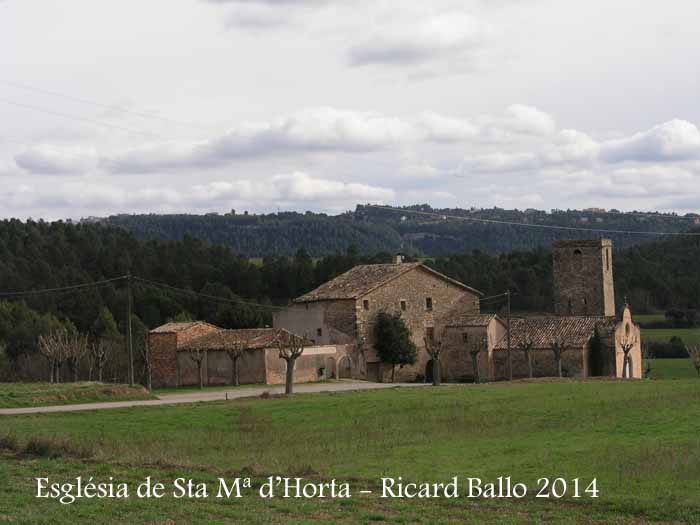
xmin=0 ymin=217 xmax=698 ymax=382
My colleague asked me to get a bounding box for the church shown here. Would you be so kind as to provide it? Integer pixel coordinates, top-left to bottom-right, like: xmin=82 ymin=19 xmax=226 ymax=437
xmin=274 ymin=239 xmax=643 ymax=382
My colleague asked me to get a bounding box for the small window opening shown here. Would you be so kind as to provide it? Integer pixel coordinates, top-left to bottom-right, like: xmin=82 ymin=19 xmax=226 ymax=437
xmin=317 ymin=328 xmax=323 ymax=337
xmin=426 ymin=297 xmax=433 ymax=311
xmin=426 ymin=327 xmax=435 ymax=342
xmin=400 ymin=300 xmax=407 ymax=311
xmin=363 ymin=300 xmax=369 ymax=311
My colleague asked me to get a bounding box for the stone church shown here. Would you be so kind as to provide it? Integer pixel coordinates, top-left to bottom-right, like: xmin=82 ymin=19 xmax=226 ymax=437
xmin=274 ymin=240 xmax=643 ymax=382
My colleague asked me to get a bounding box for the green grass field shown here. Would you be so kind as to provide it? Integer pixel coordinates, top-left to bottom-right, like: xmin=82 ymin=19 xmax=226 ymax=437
xmin=0 ymin=382 xmax=154 ymax=408
xmin=642 ymin=328 xmax=700 ymax=345
xmin=1 ymin=379 xmax=699 ymax=524
xmin=649 ymin=359 xmax=699 ymax=379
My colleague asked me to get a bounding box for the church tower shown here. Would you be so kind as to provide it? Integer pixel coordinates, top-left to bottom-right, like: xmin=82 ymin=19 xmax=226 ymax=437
xmin=552 ymin=239 xmax=615 ymax=317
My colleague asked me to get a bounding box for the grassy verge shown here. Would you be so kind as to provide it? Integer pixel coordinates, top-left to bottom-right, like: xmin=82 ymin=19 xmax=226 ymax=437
xmin=1 ymin=380 xmax=699 ymax=523
xmin=0 ymin=382 xmax=154 ymax=408
xmin=649 ymin=359 xmax=699 ymax=379
xmin=154 ymin=380 xmax=336 ymax=396
xmin=642 ymin=328 xmax=700 ymax=344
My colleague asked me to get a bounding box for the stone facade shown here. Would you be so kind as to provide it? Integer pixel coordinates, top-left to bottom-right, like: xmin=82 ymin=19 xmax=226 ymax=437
xmin=553 ymin=239 xmax=615 ymax=317
xmin=275 ymin=262 xmax=483 ymax=383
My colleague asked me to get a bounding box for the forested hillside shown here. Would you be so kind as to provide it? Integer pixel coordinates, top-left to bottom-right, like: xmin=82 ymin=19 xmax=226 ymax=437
xmin=104 ymin=204 xmax=700 ymax=256
xmin=0 ymin=218 xmax=698 ymax=381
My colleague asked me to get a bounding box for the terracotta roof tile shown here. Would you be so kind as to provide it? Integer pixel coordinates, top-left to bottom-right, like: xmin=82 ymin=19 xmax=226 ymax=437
xmin=180 ymin=328 xmax=308 ymax=351
xmin=149 ymin=321 xmax=219 ymax=334
xmin=294 ymin=262 xmax=482 ymax=303
xmin=494 ymin=316 xmax=616 ymax=350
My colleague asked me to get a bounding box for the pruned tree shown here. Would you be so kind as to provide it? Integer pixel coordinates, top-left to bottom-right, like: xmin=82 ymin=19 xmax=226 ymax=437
xmin=686 ymin=345 xmax=700 ymax=378
xmin=276 ymin=332 xmax=306 ymax=394
xmin=89 ymin=340 xmax=110 ymax=382
xmin=423 ymin=333 xmax=443 ymax=386
xmin=550 ymin=337 xmax=570 ymax=378
xmin=464 ymin=333 xmax=488 ymax=384
xmin=642 ymin=341 xmax=653 ymax=379
xmin=518 ymin=337 xmax=535 ymax=379
xmin=189 ymin=348 xmax=207 ymax=390
xmin=222 ymin=333 xmax=250 ymax=387
xmin=38 ymin=330 xmax=72 ymax=383
xmin=66 ymin=333 xmax=89 ymax=382
xmin=618 ymin=327 xmax=638 ymax=379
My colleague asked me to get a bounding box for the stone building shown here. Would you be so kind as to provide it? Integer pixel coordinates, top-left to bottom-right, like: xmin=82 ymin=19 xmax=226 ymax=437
xmin=148 ymin=323 xmax=350 ymax=388
xmin=277 ymin=240 xmax=642 ymax=382
xmin=274 ymin=256 xmax=483 ymax=382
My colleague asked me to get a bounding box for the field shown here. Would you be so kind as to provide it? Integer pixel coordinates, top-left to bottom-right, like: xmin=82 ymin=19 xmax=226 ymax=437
xmin=642 ymin=328 xmax=700 ymax=345
xmin=1 ymin=378 xmax=699 ymax=524
xmin=649 ymin=359 xmax=699 ymax=379
xmin=0 ymin=382 xmax=153 ymax=408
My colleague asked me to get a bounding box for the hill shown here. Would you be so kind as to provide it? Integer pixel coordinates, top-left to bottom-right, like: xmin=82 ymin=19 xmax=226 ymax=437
xmin=102 ymin=204 xmax=700 ymax=257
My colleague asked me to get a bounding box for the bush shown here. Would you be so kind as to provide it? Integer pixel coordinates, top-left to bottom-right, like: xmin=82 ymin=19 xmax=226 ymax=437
xmin=646 ymin=337 xmax=689 ymax=359
xmin=0 ymin=433 xmax=18 ymax=451
xmin=23 ymin=436 xmax=92 ymax=459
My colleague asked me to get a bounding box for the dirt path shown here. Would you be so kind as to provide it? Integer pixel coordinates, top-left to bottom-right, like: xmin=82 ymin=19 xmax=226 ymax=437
xmin=0 ymin=381 xmax=426 ymax=416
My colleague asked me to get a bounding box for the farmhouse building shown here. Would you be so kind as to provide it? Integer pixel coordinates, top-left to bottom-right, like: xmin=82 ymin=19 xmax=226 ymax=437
xmin=274 ymin=256 xmax=484 ymax=382
xmin=148 ymin=323 xmax=350 ymax=388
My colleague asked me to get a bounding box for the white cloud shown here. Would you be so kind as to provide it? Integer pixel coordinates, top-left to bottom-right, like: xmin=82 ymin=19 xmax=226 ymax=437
xmin=348 ymin=12 xmax=492 ymax=69
xmin=107 ymin=107 xmax=413 ymax=173
xmin=14 ymin=144 xmax=97 ymax=175
xmin=600 ymin=119 xmax=700 ymax=163
xmin=417 ymin=112 xmax=479 ymax=143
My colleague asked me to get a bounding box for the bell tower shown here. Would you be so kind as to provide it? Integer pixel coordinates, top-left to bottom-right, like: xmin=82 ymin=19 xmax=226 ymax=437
xmin=552 ymin=239 xmax=615 ymax=317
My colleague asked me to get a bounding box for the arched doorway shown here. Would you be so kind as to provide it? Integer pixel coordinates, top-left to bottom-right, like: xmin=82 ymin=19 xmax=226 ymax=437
xmin=338 ymin=356 xmax=352 ymax=379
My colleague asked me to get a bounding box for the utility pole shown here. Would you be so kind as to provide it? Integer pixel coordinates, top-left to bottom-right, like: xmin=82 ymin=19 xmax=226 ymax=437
xmin=506 ymin=289 xmax=512 ymax=381
xmin=127 ymin=274 xmax=134 ymax=387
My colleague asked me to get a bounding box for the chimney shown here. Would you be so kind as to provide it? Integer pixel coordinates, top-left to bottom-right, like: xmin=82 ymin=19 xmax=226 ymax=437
xmin=394 ymin=254 xmax=405 ymax=264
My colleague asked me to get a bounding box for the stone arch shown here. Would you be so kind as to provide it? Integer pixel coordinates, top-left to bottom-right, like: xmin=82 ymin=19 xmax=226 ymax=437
xmin=338 ymin=355 xmax=352 ymax=379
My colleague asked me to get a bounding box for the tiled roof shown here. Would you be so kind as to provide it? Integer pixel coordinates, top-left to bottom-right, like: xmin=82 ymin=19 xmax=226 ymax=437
xmin=149 ymin=321 xmax=219 ymax=334
xmin=180 ymin=328 xmax=307 ymax=351
xmin=441 ymin=294 xmax=500 ymax=327
xmin=444 ymin=313 xmax=502 ymax=328
xmin=294 ymin=263 xmax=482 ymax=303
xmin=494 ymin=316 xmax=616 ymax=350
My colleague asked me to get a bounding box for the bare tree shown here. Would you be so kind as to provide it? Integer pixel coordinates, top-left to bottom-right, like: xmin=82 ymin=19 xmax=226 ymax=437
xmin=686 ymin=345 xmax=700 ymax=378
xmin=464 ymin=333 xmax=487 ymax=384
xmin=423 ymin=333 xmax=443 ymax=386
xmin=642 ymin=341 xmax=653 ymax=379
xmin=38 ymin=330 xmax=72 ymax=383
xmin=618 ymin=329 xmax=638 ymax=379
xmin=189 ymin=348 xmax=207 ymax=390
xmin=550 ymin=337 xmax=570 ymax=378
xmin=66 ymin=334 xmax=89 ymax=382
xmin=89 ymin=340 xmax=110 ymax=382
xmin=518 ymin=337 xmax=535 ymax=379
xmin=276 ymin=332 xmax=305 ymax=395
xmin=222 ymin=333 xmax=250 ymax=387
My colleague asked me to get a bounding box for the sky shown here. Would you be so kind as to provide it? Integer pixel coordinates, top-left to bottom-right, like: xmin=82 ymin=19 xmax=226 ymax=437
xmin=1 ymin=0 xmax=700 ymax=219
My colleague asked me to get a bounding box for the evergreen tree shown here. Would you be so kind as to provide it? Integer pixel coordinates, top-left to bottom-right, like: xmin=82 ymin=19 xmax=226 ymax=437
xmin=373 ymin=311 xmax=417 ymax=382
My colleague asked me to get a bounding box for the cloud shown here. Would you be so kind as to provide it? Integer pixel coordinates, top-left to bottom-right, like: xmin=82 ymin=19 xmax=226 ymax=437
xmin=600 ymin=119 xmax=700 ymax=163
xmin=416 ymin=112 xmax=479 ymax=143
xmin=14 ymin=144 xmax=97 ymax=175
xmin=106 ymin=107 xmax=414 ymax=172
xmin=348 ymin=12 xmax=492 ymax=68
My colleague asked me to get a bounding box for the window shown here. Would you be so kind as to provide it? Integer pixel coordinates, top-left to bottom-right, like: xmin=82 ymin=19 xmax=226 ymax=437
xmin=426 ymin=327 xmax=435 ymax=342
xmin=317 ymin=328 xmax=323 ymax=337
xmin=363 ymin=300 xmax=370 ymax=311
xmin=426 ymin=297 xmax=433 ymax=311
xmin=606 ymin=249 xmax=610 ymax=271
xmin=400 ymin=300 xmax=407 ymax=311
xmin=462 ymin=333 xmax=469 ymax=343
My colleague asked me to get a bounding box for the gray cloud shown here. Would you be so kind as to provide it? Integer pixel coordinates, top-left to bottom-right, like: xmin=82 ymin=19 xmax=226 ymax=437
xmin=600 ymin=119 xmax=700 ymax=163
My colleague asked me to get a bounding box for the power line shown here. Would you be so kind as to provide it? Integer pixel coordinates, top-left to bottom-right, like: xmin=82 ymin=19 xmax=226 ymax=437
xmin=0 ymin=98 xmax=164 ymax=139
xmin=368 ymin=205 xmax=700 ymax=237
xmin=132 ymin=276 xmax=287 ymax=311
xmin=1 ymin=80 xmax=209 ymax=131
xmin=0 ymin=276 xmax=127 ymax=298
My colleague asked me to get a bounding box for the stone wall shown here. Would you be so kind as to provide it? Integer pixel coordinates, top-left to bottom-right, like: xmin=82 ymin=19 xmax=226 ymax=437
xmin=492 ymin=345 xmax=587 ymax=380
xmin=263 ymin=344 xmax=350 ymax=385
xmin=148 ymin=323 xmax=220 ymax=387
xmin=273 ymin=301 xmax=355 ymax=345
xmin=357 ymin=265 xmax=480 ymax=382
xmin=176 ymin=348 xmax=267 ymax=387
xmin=553 ymin=239 xmax=615 ymax=317
xmin=440 ymin=327 xmax=491 ymax=382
